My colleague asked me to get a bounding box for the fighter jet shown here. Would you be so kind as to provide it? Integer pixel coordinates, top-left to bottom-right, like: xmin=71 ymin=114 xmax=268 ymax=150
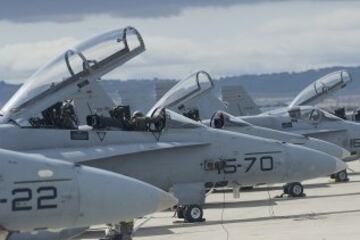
xmin=0 ymin=26 xmax=346 ymax=235
xmin=228 ymin=71 xmax=360 ymax=180
xmin=176 ymin=70 xmax=355 ymax=182
xmin=149 ymin=71 xmax=351 ymax=185
xmin=0 ymin=148 xmax=177 ymax=240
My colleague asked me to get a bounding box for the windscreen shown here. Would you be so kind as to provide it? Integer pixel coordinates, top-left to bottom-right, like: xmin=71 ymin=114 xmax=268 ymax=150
xmin=288 ymin=106 xmax=342 ymax=123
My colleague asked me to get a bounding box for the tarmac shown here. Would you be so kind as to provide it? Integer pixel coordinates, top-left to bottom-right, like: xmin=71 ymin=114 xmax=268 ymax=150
xmin=83 ymin=161 xmax=360 ymax=240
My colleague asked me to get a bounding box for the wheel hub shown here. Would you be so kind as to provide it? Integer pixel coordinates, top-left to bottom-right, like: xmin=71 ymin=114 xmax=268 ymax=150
xmin=338 ymin=171 xmax=346 ymax=180
xmin=293 ymin=185 xmax=302 ymax=195
xmin=190 ymin=208 xmax=201 ymax=219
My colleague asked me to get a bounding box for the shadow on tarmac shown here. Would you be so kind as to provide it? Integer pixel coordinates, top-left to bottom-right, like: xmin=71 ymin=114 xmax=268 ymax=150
xmin=136 ymin=208 xmax=360 ymax=237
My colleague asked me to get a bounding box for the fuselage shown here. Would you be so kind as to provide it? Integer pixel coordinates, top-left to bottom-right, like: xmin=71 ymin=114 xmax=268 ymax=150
xmin=0 ymin=123 xmax=342 ymax=192
xmin=242 ymin=111 xmax=360 ymax=157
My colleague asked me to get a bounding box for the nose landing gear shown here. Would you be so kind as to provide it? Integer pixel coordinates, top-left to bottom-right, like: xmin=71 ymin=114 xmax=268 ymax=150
xmin=283 ymin=182 xmax=305 ymax=198
xmin=331 ymin=170 xmax=349 ymax=182
xmin=176 ymin=205 xmax=205 ymax=223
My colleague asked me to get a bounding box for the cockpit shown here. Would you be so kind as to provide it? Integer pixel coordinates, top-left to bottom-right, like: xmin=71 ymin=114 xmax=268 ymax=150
xmin=287 ymin=106 xmax=342 ymax=123
xmin=209 ymin=111 xmax=251 ymax=129
xmin=164 ymin=109 xmax=204 ymax=129
xmin=0 ymin=27 xmax=145 ymax=128
xmin=0 ymin=26 xmax=204 ymax=132
xmin=289 ymin=70 xmax=351 ymax=108
xmin=148 ymin=71 xmax=215 ymax=120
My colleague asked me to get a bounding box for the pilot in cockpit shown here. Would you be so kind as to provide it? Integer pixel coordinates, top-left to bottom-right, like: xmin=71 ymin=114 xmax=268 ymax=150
xmin=59 ymin=102 xmax=77 ymax=129
xmin=30 ymin=101 xmax=77 ymax=129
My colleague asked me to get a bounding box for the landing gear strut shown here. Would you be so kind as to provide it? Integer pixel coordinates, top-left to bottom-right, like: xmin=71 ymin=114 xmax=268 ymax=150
xmin=283 ymin=182 xmax=305 ymax=197
xmin=331 ymin=170 xmax=349 ymax=182
xmin=176 ymin=205 xmax=204 ymax=223
xmin=101 ymin=221 xmax=134 ymax=240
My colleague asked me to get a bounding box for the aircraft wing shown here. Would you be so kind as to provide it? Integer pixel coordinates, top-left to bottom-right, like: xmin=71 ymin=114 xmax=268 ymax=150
xmin=25 ymin=142 xmax=210 ymax=163
xmin=293 ymin=128 xmax=347 ymax=137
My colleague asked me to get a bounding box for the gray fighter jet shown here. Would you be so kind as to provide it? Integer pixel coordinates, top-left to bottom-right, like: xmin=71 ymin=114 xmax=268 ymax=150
xmin=0 ymin=26 xmax=346 ymax=240
xmin=0 ymin=148 xmax=177 ymax=240
xmin=148 ymin=71 xmax=351 ymax=186
xmin=169 ymin=70 xmax=355 ymax=182
xmin=233 ymin=71 xmax=360 ymax=181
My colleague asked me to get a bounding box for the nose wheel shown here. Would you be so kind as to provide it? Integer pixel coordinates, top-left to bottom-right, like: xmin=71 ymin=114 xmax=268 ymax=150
xmin=283 ymin=182 xmax=305 ymax=197
xmin=331 ymin=170 xmax=349 ymax=182
xmin=176 ymin=205 xmax=205 ymax=223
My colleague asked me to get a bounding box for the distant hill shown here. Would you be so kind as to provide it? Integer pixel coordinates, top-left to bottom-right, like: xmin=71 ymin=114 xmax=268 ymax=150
xmin=1 ymin=66 xmax=360 ymax=110
xmin=0 ymin=81 xmax=20 ymax=108
xmin=217 ymin=66 xmax=360 ymax=97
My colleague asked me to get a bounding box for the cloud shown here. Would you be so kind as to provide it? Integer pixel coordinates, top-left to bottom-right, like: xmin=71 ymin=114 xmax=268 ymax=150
xmin=0 ymin=0 xmax=277 ymax=23
xmin=2 ymin=1 xmax=360 ymax=83
xmin=0 ymin=38 xmax=77 ymax=82
xmin=259 ymin=8 xmax=360 ymax=34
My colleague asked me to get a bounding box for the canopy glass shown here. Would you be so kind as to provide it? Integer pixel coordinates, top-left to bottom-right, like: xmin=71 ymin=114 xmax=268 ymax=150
xmin=148 ymin=71 xmax=214 ymax=115
xmin=1 ymin=27 xmax=144 ymax=118
xmin=289 ymin=70 xmax=351 ymax=108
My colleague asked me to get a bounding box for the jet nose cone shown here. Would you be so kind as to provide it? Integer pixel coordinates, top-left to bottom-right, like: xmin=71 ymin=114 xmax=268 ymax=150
xmin=304 ymin=138 xmax=350 ymax=160
xmin=285 ymin=144 xmax=347 ymax=182
xmin=335 ymin=158 xmax=348 ymax=173
xmin=156 ymin=192 xmax=178 ymax=212
xmin=341 ymin=148 xmax=351 ymax=160
xmin=75 ymin=166 xmax=178 ymax=227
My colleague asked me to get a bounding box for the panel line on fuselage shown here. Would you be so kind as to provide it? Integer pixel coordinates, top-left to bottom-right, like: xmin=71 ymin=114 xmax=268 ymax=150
xmin=245 ymin=151 xmax=282 ymax=156
xmin=14 ymin=178 xmax=72 ymax=184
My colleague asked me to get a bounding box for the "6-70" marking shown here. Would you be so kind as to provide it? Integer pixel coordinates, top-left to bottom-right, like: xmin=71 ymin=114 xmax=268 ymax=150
xmin=219 ymin=156 xmax=274 ymax=174
xmin=245 ymin=156 xmax=273 ymax=172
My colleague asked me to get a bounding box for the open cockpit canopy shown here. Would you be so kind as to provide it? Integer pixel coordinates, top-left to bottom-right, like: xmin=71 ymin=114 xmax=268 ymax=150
xmin=289 ymin=70 xmax=351 ymax=108
xmin=148 ymin=71 xmax=214 ymax=115
xmin=1 ymin=27 xmax=144 ymax=124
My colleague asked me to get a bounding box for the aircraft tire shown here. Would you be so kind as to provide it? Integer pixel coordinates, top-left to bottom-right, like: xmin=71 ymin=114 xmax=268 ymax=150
xmin=184 ymin=205 xmax=203 ymax=223
xmin=335 ymin=170 xmax=349 ymax=182
xmin=283 ymin=183 xmax=290 ymax=194
xmin=288 ymin=182 xmax=304 ymax=197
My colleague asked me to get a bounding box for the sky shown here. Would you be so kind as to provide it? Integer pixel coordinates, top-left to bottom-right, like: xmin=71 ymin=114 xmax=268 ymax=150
xmin=2 ymin=0 xmax=360 ymax=83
